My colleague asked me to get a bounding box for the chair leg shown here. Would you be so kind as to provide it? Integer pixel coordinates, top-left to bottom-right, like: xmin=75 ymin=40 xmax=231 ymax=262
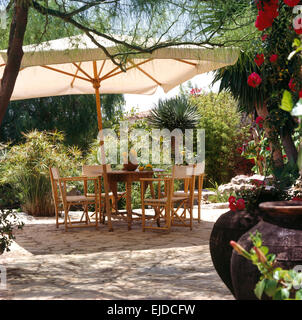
xmin=198 ymin=178 xmax=202 ymax=223
xmin=141 ymin=182 xmax=145 ymax=232
xmin=64 ymin=208 xmax=68 ymax=232
xmin=166 ymin=204 xmax=171 ymax=232
xmin=142 ymin=204 xmax=146 ymax=232
xmin=55 ymin=205 xmax=59 ymax=228
xmin=95 ymin=201 xmax=99 ymax=230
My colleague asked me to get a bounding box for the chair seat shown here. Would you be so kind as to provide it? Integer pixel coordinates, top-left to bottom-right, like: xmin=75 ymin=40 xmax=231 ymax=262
xmin=144 ymin=196 xmax=189 ymax=204
xmin=65 ymin=195 xmax=95 ymax=203
xmin=174 ymin=190 xmax=200 ymax=197
xmin=86 ymin=191 xmax=125 ymax=198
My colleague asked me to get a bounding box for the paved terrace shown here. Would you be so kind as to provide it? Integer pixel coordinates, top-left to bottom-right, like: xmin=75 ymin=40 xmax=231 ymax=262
xmin=0 ymin=205 xmax=233 ymax=300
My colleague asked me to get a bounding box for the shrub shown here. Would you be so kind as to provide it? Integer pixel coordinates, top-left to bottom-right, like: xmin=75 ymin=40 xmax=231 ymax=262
xmin=0 ymin=209 xmax=24 ymax=254
xmin=0 ymin=131 xmax=82 ymax=216
xmin=191 ymin=91 xmax=251 ymax=185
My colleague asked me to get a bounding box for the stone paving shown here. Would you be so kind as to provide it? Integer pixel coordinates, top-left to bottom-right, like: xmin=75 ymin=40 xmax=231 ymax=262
xmin=0 ymin=204 xmax=233 ymax=300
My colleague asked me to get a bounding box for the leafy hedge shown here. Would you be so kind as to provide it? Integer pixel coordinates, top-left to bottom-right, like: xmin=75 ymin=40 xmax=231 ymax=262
xmin=191 ymin=91 xmax=252 ymax=185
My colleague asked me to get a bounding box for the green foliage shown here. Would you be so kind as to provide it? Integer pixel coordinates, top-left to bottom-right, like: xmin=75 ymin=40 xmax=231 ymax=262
xmin=0 ymin=94 xmax=125 ymax=152
xmin=207 ymin=180 xmax=235 ymax=203
xmin=272 ymin=161 xmax=300 ymax=190
xmin=213 ymin=52 xmax=264 ymax=114
xmin=0 ymin=208 xmax=24 ymax=254
xmin=236 ymin=186 xmax=289 ymax=216
xmin=147 ymin=96 xmax=199 ymax=132
xmin=192 ymin=91 xmax=251 ymax=185
xmin=231 ymin=231 xmax=302 ymax=300
xmin=0 ymin=131 xmax=82 ymax=216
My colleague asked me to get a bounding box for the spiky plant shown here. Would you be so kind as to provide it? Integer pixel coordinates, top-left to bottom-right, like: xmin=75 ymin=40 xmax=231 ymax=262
xmin=147 ymin=96 xmax=199 ymax=132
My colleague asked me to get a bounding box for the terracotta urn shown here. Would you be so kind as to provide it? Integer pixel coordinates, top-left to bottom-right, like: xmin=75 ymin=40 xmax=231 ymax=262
xmin=231 ymin=201 xmax=302 ymax=300
xmin=209 ymin=209 xmax=259 ymax=296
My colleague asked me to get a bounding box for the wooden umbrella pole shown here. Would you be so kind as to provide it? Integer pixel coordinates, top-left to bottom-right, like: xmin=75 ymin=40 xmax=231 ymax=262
xmin=93 ymin=61 xmax=113 ymax=232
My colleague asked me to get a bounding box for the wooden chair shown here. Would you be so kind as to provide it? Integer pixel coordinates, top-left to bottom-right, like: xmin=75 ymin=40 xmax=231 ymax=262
xmin=82 ymin=165 xmax=126 ymax=222
xmin=140 ymin=165 xmax=196 ymax=232
xmin=174 ymin=162 xmax=205 ymax=223
xmin=49 ymin=167 xmax=99 ymax=231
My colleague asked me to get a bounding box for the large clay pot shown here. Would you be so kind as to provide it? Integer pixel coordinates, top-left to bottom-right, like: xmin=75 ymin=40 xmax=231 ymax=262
xmin=231 ymin=201 xmax=302 ymax=300
xmin=209 ymin=209 xmax=259 ymax=295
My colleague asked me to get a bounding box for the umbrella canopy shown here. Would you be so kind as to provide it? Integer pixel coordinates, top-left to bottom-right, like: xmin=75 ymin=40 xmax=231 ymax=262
xmin=0 ymin=34 xmax=239 ymax=97
xmin=0 ymin=34 xmax=239 ymax=129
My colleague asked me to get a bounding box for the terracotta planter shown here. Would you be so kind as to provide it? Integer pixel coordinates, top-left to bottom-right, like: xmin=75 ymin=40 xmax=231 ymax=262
xmin=209 ymin=209 xmax=259 ymax=296
xmin=231 ymin=201 xmax=302 ymax=300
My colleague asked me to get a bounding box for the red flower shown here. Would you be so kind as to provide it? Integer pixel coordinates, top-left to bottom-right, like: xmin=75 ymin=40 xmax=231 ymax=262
xmin=252 ymin=179 xmax=265 ymax=187
xmin=299 ymin=89 xmax=302 ymax=98
xmin=269 ymin=54 xmax=278 ymax=63
xmin=256 ymin=116 xmax=264 ymax=128
xmin=228 ymin=196 xmax=236 ymax=204
xmin=255 ymin=53 xmax=265 ymax=66
xmin=229 ymin=202 xmax=237 ymax=212
xmin=236 ymin=199 xmax=245 ymax=211
xmin=261 ymin=34 xmax=268 ymax=41
xmin=255 ymin=0 xmax=279 ymax=31
xmin=283 ymin=154 xmax=287 ymax=158
xmin=292 ymin=196 xmax=302 ymax=201
xmin=247 ymin=72 xmax=262 ymax=88
xmin=284 ymin=0 xmax=301 ymax=7
xmin=190 ymin=88 xmax=202 ymax=95
xmin=289 ymin=78 xmax=296 ymax=92
xmin=266 ymin=146 xmax=271 ymax=151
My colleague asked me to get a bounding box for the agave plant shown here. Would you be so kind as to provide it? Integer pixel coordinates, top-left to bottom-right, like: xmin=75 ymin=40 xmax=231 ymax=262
xmin=147 ymin=96 xmax=199 ymax=163
xmin=147 ymin=96 xmax=199 ymax=132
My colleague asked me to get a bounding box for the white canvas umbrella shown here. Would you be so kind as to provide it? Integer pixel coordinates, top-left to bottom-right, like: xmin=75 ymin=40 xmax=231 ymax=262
xmin=0 ymin=34 xmax=239 ymax=130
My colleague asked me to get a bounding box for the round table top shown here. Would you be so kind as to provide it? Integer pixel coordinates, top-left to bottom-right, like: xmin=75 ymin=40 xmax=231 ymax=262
xmin=107 ymin=170 xmax=153 ymax=175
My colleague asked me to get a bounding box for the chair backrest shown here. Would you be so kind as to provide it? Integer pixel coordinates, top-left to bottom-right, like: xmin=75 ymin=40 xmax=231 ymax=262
xmin=172 ymin=165 xmax=195 ymax=179
xmin=169 ymin=165 xmax=196 ymax=204
xmin=49 ymin=167 xmax=61 ymax=205
xmin=195 ymin=161 xmax=205 ymax=175
xmin=82 ymin=164 xmax=112 ymax=177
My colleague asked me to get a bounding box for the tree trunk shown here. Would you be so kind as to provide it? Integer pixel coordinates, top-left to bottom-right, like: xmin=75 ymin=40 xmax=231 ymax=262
xmin=281 ymin=131 xmax=298 ymax=164
xmin=255 ymin=103 xmax=284 ymax=169
xmin=0 ymin=1 xmax=29 ymax=126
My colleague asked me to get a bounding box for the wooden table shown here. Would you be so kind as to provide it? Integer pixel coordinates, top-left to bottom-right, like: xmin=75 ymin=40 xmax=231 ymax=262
xmin=107 ymin=170 xmax=154 ymax=230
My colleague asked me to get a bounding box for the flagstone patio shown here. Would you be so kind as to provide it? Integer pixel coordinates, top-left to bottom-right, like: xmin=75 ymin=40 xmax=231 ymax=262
xmin=0 ymin=204 xmax=233 ymax=300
